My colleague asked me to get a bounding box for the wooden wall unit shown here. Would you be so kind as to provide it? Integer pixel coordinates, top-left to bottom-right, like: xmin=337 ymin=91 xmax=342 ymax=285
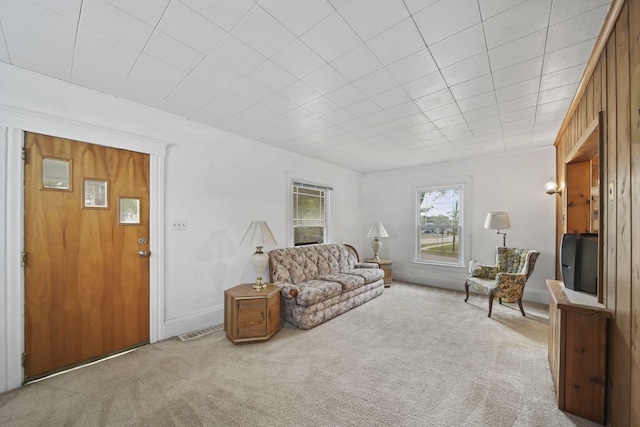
xmin=547 ymin=280 xmax=610 ymax=424
xmin=553 ymin=0 xmax=639 ymax=425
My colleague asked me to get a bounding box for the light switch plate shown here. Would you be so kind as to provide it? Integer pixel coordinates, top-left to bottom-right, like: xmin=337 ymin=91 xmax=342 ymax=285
xmin=171 ymin=220 xmax=188 ymax=230
xmin=608 ymin=182 xmax=615 ymax=201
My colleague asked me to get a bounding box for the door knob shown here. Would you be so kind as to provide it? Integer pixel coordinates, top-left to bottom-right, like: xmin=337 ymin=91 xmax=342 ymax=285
xmin=138 ymin=250 xmax=150 ymax=257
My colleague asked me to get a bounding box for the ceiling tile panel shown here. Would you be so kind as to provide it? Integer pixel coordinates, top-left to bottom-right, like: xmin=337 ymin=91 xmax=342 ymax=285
xmin=386 ymin=101 xmax=424 ymax=120
xmin=190 ymin=57 xmax=244 ymax=89
xmin=271 ymin=40 xmax=325 ymax=79
xmin=415 ymin=89 xmax=456 ymax=113
xmin=540 ymin=64 xmax=585 ymax=91
xmin=338 ymin=0 xmax=409 ymax=41
xmin=495 ymin=77 xmax=540 ymax=103
xmin=330 ymin=45 xmax=383 ymax=82
xmin=279 ymin=80 xmax=322 ymax=105
xmin=478 ymin=0 xmax=527 ymax=20
xmin=71 ymin=49 xmax=129 ymax=94
xmin=463 ymin=104 xmax=499 ymax=122
xmin=386 ymin=49 xmax=438 ymax=84
xmin=259 ymin=0 xmax=333 ymax=37
xmin=430 ymin=24 xmax=486 ymax=69
xmin=549 ymin=0 xmax=612 ymax=25
xmin=5 ymin=48 xmax=71 ymax=80
xmin=231 ymin=5 xmax=295 ymax=58
xmin=80 ymin=0 xmax=153 ymax=51
xmin=488 ymin=29 xmax=546 ymax=71
xmin=492 ymin=57 xmax=543 ymax=88
xmin=353 ymin=68 xmax=398 ymax=97
xmin=227 ymin=77 xmax=274 ymax=103
xmin=325 ymin=84 xmax=368 ymax=107
xmin=371 ymin=87 xmax=412 ymax=109
xmin=201 ymin=91 xmax=253 ymax=120
xmin=413 ymin=0 xmax=481 ymax=45
xmin=208 ymin=36 xmax=266 ymax=76
xmin=1 ymin=0 xmax=77 ymax=66
xmin=441 ymin=53 xmax=490 ymax=86
xmin=458 ymin=92 xmax=497 ymax=113
xmin=0 ymin=24 xmax=9 ymax=62
xmin=303 ymin=96 xmax=340 ymax=116
xmin=30 ymin=0 xmax=82 ymax=20
xmin=300 ymin=12 xmax=361 ymax=62
xmin=498 ymin=93 xmax=537 ymax=114
xmin=366 ymin=18 xmax=425 ymax=66
xmin=402 ymin=72 xmax=447 ymax=99
xmin=180 ymin=0 xmax=255 ymax=32
xmin=158 ymin=1 xmax=227 ymax=54
xmin=483 ymin=0 xmax=551 ymax=49
xmin=247 ymin=60 xmax=296 ymax=92
xmin=536 ymin=98 xmax=572 ymax=115
xmin=537 ymin=83 xmax=579 ymax=104
xmin=450 ymin=74 xmax=494 ymax=101
xmin=162 ymin=74 xmax=225 ymax=111
xmin=546 ymin=5 xmax=610 ymax=53
xmin=302 ymin=64 xmax=349 ymax=95
xmin=104 ymin=0 xmax=169 ymax=26
xmin=542 ymin=39 xmax=596 ymax=74
xmin=143 ymin=30 xmax=205 ymax=73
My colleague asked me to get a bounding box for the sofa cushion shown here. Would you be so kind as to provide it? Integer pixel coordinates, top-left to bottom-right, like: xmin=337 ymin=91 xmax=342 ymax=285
xmin=345 ymin=268 xmax=384 ymax=284
xmin=316 ymin=273 xmax=365 ymax=292
xmin=296 ymin=280 xmax=342 ymax=307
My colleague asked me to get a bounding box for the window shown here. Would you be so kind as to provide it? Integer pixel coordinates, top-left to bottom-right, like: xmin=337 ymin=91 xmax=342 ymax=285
xmin=417 ymin=185 xmax=463 ymax=266
xmin=292 ymin=181 xmax=331 ymax=246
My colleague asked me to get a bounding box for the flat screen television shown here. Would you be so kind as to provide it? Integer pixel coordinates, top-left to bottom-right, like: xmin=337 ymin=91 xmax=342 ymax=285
xmin=560 ymin=233 xmax=598 ymax=295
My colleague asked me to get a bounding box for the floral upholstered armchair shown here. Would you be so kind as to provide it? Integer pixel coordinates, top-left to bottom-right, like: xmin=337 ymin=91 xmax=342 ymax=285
xmin=464 ymin=247 xmax=540 ymax=317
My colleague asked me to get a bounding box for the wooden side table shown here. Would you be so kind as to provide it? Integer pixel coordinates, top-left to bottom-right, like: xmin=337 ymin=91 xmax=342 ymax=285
xmin=365 ymin=258 xmax=393 ymax=287
xmin=224 ymin=283 xmax=281 ymax=344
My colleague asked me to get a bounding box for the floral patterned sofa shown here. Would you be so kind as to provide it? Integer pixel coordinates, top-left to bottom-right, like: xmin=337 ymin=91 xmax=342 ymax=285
xmin=268 ymin=243 xmax=385 ymax=329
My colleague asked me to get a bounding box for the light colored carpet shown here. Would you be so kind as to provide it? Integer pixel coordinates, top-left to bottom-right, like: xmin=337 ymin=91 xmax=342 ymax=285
xmin=0 ymin=282 xmax=600 ymax=426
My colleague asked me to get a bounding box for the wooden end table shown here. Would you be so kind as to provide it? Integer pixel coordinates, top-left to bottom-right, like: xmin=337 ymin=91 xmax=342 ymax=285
xmin=365 ymin=258 xmax=393 ymax=287
xmin=224 ymin=283 xmax=281 ymax=344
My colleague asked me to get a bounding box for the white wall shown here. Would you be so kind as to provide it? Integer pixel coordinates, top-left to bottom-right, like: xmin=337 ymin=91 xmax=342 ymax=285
xmin=0 ymin=64 xmax=361 ymax=391
xmin=359 ymin=147 xmax=557 ymax=304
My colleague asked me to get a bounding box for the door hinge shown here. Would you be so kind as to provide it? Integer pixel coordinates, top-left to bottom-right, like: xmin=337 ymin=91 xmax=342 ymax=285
xmin=21 ymin=146 xmax=27 ymax=164
xmin=21 ymin=252 xmax=27 ymax=267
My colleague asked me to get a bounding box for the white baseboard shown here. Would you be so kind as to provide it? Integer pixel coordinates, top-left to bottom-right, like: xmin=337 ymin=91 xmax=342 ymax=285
xmin=394 ymin=272 xmax=550 ymax=305
xmin=163 ymin=305 xmax=224 ymax=339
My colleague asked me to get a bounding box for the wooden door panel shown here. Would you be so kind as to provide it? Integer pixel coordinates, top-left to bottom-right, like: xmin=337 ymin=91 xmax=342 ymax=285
xmin=24 ymin=132 xmax=150 ymax=379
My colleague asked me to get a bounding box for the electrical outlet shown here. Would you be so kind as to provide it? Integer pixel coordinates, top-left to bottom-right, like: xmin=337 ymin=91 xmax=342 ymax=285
xmin=171 ymin=220 xmax=188 ymax=230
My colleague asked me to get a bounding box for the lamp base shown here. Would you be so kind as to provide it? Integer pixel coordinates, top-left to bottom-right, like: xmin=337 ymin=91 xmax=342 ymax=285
xmin=252 ymin=276 xmax=267 ymax=290
xmin=371 ymin=237 xmax=381 ymax=261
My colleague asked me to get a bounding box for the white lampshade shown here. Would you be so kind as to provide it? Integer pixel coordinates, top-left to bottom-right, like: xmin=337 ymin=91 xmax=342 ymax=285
xmin=240 ymin=221 xmax=277 ymax=290
xmin=367 ymin=222 xmax=389 ymax=238
xmin=367 ymin=222 xmax=389 ymax=261
xmin=484 ymin=212 xmax=511 ymax=230
xmin=240 ymin=220 xmax=277 ymax=248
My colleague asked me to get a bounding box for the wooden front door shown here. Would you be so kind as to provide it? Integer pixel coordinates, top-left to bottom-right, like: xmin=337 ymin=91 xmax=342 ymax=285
xmin=24 ymin=132 xmax=150 ymax=380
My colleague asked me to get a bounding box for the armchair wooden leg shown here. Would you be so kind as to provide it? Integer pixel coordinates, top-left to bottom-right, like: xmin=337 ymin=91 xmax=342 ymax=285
xmin=518 ymin=298 xmax=526 ymax=316
xmin=464 ymin=283 xmax=469 ymax=302
xmin=499 ymin=298 xmax=503 ymax=305
xmin=488 ymin=294 xmax=494 ymax=317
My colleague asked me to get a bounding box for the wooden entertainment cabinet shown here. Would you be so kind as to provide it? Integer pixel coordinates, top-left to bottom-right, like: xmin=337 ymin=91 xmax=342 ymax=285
xmin=546 ymin=280 xmax=610 ymax=424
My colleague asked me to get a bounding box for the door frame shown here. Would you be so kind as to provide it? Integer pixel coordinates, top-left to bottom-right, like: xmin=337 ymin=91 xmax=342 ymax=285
xmin=1 ymin=109 xmax=167 ymax=392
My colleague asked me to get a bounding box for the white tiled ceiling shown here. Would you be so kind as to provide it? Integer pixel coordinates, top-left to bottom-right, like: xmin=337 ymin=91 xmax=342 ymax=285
xmin=0 ymin=0 xmax=612 ymax=173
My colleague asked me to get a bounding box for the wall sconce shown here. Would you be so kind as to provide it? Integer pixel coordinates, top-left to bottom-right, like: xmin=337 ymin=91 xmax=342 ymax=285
xmin=545 ymin=181 xmax=562 ymax=195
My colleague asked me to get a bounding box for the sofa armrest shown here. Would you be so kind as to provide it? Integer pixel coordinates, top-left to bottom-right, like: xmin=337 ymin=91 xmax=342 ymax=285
xmin=355 ymin=262 xmax=379 ymax=269
xmin=469 ymin=260 xmax=499 ymax=279
xmin=274 ymin=282 xmax=300 ymax=298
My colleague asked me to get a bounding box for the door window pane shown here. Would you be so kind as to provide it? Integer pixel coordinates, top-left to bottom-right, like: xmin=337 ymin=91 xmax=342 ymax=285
xmin=42 ymin=158 xmax=71 ymax=190
xmin=84 ymin=179 xmax=108 ymax=208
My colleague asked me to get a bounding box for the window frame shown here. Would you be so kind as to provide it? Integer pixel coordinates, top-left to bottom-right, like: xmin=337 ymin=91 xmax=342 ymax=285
xmin=414 ymin=180 xmax=469 ymax=268
xmin=288 ymin=179 xmax=332 ymax=247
